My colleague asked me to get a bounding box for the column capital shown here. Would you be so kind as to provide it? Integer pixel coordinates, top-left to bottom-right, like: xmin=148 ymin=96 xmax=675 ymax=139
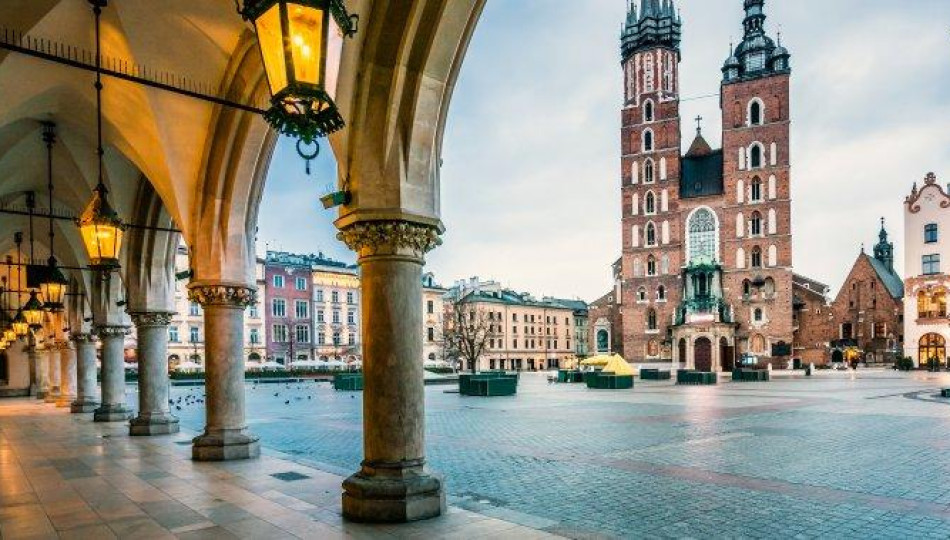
xmin=70 ymin=333 xmax=95 ymax=343
xmin=130 ymin=312 xmax=175 ymax=328
xmin=188 ymin=283 xmax=257 ymax=308
xmin=94 ymin=326 xmax=130 ymax=339
xmin=337 ymin=220 xmax=443 ymax=262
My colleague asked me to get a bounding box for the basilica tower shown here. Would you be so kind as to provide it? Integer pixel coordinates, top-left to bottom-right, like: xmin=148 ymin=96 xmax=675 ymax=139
xmin=620 ymin=0 xmax=683 ymax=361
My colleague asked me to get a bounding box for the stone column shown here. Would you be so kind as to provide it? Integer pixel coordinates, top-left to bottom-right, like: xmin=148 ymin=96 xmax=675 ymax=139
xmin=44 ymin=346 xmax=60 ymax=404
xmin=71 ymin=334 xmax=99 ymax=413
xmin=339 ymin=221 xmax=445 ymax=523
xmin=56 ymin=341 xmax=77 ymax=408
xmin=188 ymin=285 xmax=258 ymax=460
xmin=129 ymin=312 xmax=179 ymax=436
xmin=28 ymin=345 xmax=41 ymax=398
xmin=93 ymin=326 xmax=132 ymax=422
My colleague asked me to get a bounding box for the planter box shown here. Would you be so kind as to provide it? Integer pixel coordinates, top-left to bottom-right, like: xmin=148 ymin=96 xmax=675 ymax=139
xmin=585 ymin=372 xmax=634 ymax=390
xmin=558 ymin=370 xmax=585 ymax=383
xmin=677 ymin=370 xmax=717 ymax=386
xmin=641 ymin=369 xmax=671 ymax=381
xmin=459 ymin=373 xmax=518 ymax=397
xmin=333 ymin=373 xmax=364 ymax=391
xmin=941 ymin=389 xmax=950 ymax=398
xmin=732 ymin=369 xmax=770 ymax=382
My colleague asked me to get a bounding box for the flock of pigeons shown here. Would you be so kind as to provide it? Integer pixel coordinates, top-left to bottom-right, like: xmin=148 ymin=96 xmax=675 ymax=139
xmin=167 ymin=380 xmax=335 ymax=411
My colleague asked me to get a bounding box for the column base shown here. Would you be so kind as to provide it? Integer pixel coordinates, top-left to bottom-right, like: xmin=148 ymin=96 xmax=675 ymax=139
xmin=56 ymin=395 xmax=76 ymax=408
xmin=94 ymin=405 xmax=132 ymax=423
xmin=192 ymin=430 xmax=260 ymax=461
xmin=342 ymin=462 xmax=445 ymax=523
xmin=130 ymin=413 xmax=180 ymax=436
xmin=35 ymin=390 xmax=47 ymax=400
xmin=44 ymin=390 xmax=60 ymax=404
xmin=71 ymin=400 xmax=99 ymax=414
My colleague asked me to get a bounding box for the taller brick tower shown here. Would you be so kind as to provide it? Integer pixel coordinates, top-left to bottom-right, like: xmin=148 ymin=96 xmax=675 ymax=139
xmin=620 ymin=0 xmax=683 ymax=361
xmin=719 ymin=0 xmax=794 ymax=359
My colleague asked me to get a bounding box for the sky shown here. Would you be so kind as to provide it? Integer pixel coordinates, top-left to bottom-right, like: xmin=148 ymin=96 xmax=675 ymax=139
xmin=258 ymin=0 xmax=950 ymax=302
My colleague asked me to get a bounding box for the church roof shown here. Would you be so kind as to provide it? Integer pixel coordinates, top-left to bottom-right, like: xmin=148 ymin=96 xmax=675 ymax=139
xmin=686 ymin=132 xmax=713 ymax=157
xmin=680 ymin=150 xmax=724 ymax=199
xmin=866 ymin=254 xmax=904 ymax=299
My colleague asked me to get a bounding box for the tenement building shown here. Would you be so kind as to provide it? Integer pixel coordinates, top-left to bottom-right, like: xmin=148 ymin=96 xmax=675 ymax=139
xmin=619 ymin=0 xmax=793 ymax=370
xmin=904 ymin=173 xmax=950 ymax=368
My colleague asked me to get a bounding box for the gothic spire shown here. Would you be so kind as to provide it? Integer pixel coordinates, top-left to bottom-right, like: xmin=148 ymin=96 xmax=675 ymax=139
xmin=873 ymin=217 xmax=895 ymax=272
xmin=622 ymin=0 xmax=681 ymax=61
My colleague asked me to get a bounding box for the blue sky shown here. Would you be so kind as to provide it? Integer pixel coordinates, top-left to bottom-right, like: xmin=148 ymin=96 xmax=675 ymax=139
xmin=258 ymin=0 xmax=950 ymax=301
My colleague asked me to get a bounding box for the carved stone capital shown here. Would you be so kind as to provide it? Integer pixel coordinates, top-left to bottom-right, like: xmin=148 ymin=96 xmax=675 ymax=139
xmin=130 ymin=312 xmax=174 ymax=328
xmin=188 ymin=284 xmax=257 ymax=308
xmin=70 ymin=333 xmax=95 ymax=344
xmin=94 ymin=325 xmax=130 ymax=339
xmin=337 ymin=220 xmax=442 ymax=261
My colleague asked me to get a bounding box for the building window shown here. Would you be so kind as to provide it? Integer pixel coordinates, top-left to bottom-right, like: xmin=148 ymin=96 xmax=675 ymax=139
xmin=316 ymin=289 xmax=324 ymax=302
xmin=427 ymin=327 xmax=435 ymax=342
xmin=348 ymin=333 xmax=356 ymax=346
xmin=273 ymin=325 xmax=288 ymax=343
xmin=743 ymin=279 xmax=752 ymax=296
xmin=295 ymin=300 xmax=309 ymax=319
xmin=754 ymin=308 xmax=763 ymax=322
xmin=189 ymin=302 xmax=200 ymax=316
xmin=316 ymin=309 xmax=324 ymax=323
xmin=745 ymin=51 xmax=766 ymax=72
xmin=347 ymin=311 xmax=356 ymax=325
xmin=272 ymin=298 xmax=286 ymax=318
xmin=917 ymin=288 xmax=947 ymax=319
xmin=644 ymin=100 xmax=654 ymax=122
xmin=295 ymin=277 xmax=307 ymax=290
xmin=273 ymin=275 xmax=284 ymax=288
xmin=750 ymin=177 xmax=762 ymax=202
xmin=189 ymin=326 xmax=200 ymax=343
xmin=645 ymin=191 xmax=656 ymax=215
xmin=427 ymin=300 xmax=434 ymax=314
xmin=749 ymin=144 xmax=764 ymax=169
xmin=644 ymin=159 xmax=655 ymax=184
xmin=657 ymin=286 xmax=666 ymax=301
xmin=333 ymin=332 xmax=341 ymax=346
xmin=750 ymin=211 xmax=762 ymax=236
xmin=749 ymin=99 xmax=763 ymax=126
xmin=333 ymin=310 xmax=341 ymax=324
xmin=168 ymin=326 xmax=179 ymax=343
xmin=647 ymin=309 xmax=657 ymax=330
xmin=249 ymin=328 xmax=260 ymax=344
xmin=687 ymin=208 xmax=717 ymax=263
xmin=751 ymin=247 xmax=763 ymax=268
xmin=317 ymin=332 xmax=325 ymax=345
xmin=347 ymin=291 xmax=355 ymax=304
xmin=249 ymin=304 xmax=258 ymax=319
xmin=925 ymin=223 xmax=939 ymax=244
xmin=645 ymin=223 xmax=657 ymax=246
xmin=295 ymin=325 xmax=310 ymax=343
xmin=923 ymin=254 xmax=941 ymax=275
xmin=643 ymin=129 xmax=654 ymax=152
xmin=647 ymin=255 xmax=657 ymax=276
xmin=331 ymin=291 xmax=340 ymax=303
xmin=637 ymin=287 xmax=647 ymax=302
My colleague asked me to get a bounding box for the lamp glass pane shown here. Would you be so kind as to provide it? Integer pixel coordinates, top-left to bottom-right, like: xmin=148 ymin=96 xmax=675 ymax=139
xmin=256 ymin=4 xmax=289 ymax=95
xmin=40 ymin=281 xmax=66 ymax=308
xmin=80 ymin=222 xmax=123 ymax=265
xmin=324 ymin=13 xmax=343 ymax=103
xmin=13 ymin=321 xmax=28 ymax=337
xmin=3 ymin=329 xmax=14 ymax=342
xmin=287 ymin=3 xmax=324 ymax=87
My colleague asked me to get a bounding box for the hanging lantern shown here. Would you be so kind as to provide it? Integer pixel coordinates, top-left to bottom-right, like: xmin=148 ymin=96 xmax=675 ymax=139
xmin=39 ymin=257 xmax=68 ymax=312
xmin=78 ymin=183 xmax=125 ymax=270
xmin=12 ymin=310 xmax=28 ymax=337
xmin=241 ymin=0 xmax=356 ymax=146
xmin=23 ymin=291 xmax=45 ymax=329
xmin=2 ymin=327 xmax=14 ymax=343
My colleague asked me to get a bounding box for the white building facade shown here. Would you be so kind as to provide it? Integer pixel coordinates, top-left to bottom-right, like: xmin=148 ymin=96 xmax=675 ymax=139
xmin=903 ymin=173 xmax=950 ymax=368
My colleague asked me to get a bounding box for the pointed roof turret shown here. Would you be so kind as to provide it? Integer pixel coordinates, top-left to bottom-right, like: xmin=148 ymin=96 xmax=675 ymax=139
xmin=873 ymin=217 xmax=896 ymax=274
xmin=686 ymin=116 xmax=713 ymax=157
xmin=724 ymin=0 xmax=790 ymax=83
xmin=622 ymin=0 xmax=681 ymax=62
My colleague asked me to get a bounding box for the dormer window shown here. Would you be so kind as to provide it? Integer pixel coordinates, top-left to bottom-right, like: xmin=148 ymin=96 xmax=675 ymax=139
xmin=745 ymin=52 xmax=766 ymax=72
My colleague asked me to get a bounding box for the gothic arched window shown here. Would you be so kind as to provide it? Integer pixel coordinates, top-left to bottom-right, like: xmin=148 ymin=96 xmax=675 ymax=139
xmin=637 ymin=287 xmax=647 ymax=302
xmin=750 ymin=211 xmax=763 ymax=236
xmin=647 ymin=309 xmax=658 ymax=330
xmin=645 ymin=223 xmax=657 ymax=247
xmin=750 ymin=177 xmax=762 ymax=202
xmin=643 ymin=129 xmax=654 ymax=152
xmin=657 ymin=286 xmax=666 ymax=301
xmin=749 ymin=99 xmax=763 ymax=126
xmin=751 ymin=246 xmax=763 ymax=268
xmin=754 ymin=308 xmax=764 ymax=322
xmin=644 ymin=100 xmax=655 ymax=123
xmin=647 ymin=255 xmax=657 ymax=276
xmin=645 ymin=191 xmax=656 ymax=215
xmin=749 ymin=143 xmax=764 ymax=169
xmin=687 ymin=208 xmax=717 ymax=263
xmin=644 ymin=159 xmax=655 ymax=183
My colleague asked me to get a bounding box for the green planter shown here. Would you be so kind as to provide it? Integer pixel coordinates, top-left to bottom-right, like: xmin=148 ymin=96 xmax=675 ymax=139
xmin=677 ymin=370 xmax=717 ymax=385
xmin=333 ymin=373 xmax=364 ymax=391
xmin=641 ymin=369 xmax=671 ymax=381
xmin=732 ymin=369 xmax=770 ymax=382
xmin=558 ymin=370 xmax=585 ymax=383
xmin=459 ymin=373 xmax=518 ymax=396
xmin=941 ymin=389 xmax=950 ymax=398
xmin=585 ymin=372 xmax=634 ymax=390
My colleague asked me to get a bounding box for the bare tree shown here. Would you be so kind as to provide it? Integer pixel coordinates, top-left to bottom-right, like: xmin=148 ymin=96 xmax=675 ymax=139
xmin=443 ymin=297 xmax=493 ymax=374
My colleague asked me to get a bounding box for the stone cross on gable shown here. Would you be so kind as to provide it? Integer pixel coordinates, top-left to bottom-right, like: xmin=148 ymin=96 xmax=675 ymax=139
xmin=695 ymin=115 xmax=703 ymax=134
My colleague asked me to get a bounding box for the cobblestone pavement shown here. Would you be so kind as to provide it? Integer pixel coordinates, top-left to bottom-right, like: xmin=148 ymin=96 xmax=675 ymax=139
xmin=164 ymin=370 xmax=950 ymax=539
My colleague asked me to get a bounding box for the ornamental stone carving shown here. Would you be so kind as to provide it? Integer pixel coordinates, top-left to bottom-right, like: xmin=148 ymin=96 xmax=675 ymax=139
xmin=70 ymin=333 xmax=95 ymax=343
xmin=94 ymin=326 xmax=130 ymax=339
xmin=130 ymin=312 xmax=174 ymax=328
xmin=337 ymin=220 xmax=443 ymax=260
xmin=188 ymin=284 xmax=257 ymax=308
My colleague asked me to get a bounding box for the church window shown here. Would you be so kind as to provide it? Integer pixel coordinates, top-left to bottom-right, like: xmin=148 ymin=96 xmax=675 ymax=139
xmin=643 ymin=129 xmax=654 ymax=152
xmin=750 ymin=177 xmax=762 ymax=202
xmin=658 ymin=286 xmax=667 ymax=301
xmin=647 ymin=255 xmax=657 ymax=276
xmin=643 ymin=53 xmax=655 ymax=92
xmin=923 ymin=254 xmax=940 ymax=275
xmin=750 ymin=211 xmax=762 ymax=236
xmin=687 ymin=208 xmax=717 ymax=263
xmin=637 ymin=287 xmax=647 ymax=303
xmin=647 ymin=309 xmax=658 ymax=331
xmin=749 ymin=144 xmax=764 ymax=169
xmin=644 ymin=100 xmax=655 ymax=122
xmin=751 ymin=246 xmax=763 ymax=268
xmin=645 ymin=191 xmax=656 ymax=215
xmin=746 ymin=52 xmax=766 ymax=73
xmin=743 ymin=280 xmax=752 ymax=296
xmin=754 ymin=308 xmax=763 ymax=322
xmin=645 ymin=223 xmax=657 ymax=247
xmin=644 ymin=159 xmax=655 ymax=183
xmin=749 ymin=99 xmax=763 ymax=126
xmin=925 ymin=223 xmax=938 ymax=244
xmin=663 ymin=54 xmax=675 ymax=92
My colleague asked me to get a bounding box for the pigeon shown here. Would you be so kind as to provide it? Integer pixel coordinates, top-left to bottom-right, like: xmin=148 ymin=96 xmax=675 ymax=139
xmin=176 ymin=405 xmax=181 ymax=411
xmin=284 ymin=400 xmax=290 ymax=405
xmin=273 ymin=392 xmax=279 ymax=397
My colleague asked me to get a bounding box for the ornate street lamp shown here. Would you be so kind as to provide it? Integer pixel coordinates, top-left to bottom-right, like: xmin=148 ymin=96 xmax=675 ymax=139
xmin=79 ymin=1 xmax=125 ymax=270
xmin=23 ymin=291 xmax=45 ymax=330
xmin=240 ymin=0 xmax=357 ymax=169
xmin=12 ymin=310 xmax=28 ymax=338
xmin=39 ymin=122 xmax=69 ymax=310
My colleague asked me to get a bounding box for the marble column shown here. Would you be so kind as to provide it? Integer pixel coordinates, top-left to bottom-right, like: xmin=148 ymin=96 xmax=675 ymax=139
xmin=188 ymin=285 xmax=258 ymax=460
xmin=94 ymin=326 xmax=132 ymax=422
xmin=27 ymin=344 xmax=38 ymax=397
xmin=56 ymin=341 xmax=76 ymax=408
xmin=33 ymin=345 xmax=48 ymax=399
xmin=44 ymin=346 xmax=60 ymax=404
xmin=339 ymin=221 xmax=445 ymax=523
xmin=129 ymin=313 xmax=179 ymax=436
xmin=71 ymin=334 xmax=99 ymax=413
